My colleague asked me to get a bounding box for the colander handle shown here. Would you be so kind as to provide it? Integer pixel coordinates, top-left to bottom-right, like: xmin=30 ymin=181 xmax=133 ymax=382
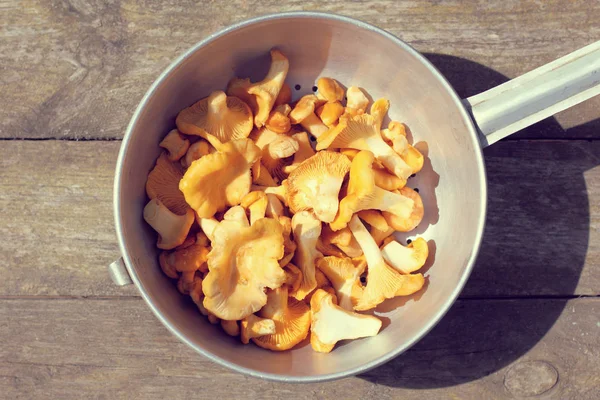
xmin=108 ymin=258 xmax=133 ymax=286
xmin=463 ymin=40 xmax=600 ymax=148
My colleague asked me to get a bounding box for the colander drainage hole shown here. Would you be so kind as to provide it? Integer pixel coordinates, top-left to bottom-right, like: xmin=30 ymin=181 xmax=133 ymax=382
xmin=410 ymin=174 xmax=416 ymax=178
xmin=414 ymin=188 xmax=419 ymax=193
xmin=294 ymin=84 xmax=301 ymax=90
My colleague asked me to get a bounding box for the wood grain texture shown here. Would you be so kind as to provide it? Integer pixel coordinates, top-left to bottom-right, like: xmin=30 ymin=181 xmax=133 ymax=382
xmin=2 ymin=2 xmax=600 ymax=398
xmin=465 ymin=139 xmax=600 ymax=297
xmin=1 ymin=298 xmax=598 ymax=399
xmin=0 ymin=140 xmax=137 ymax=297
xmin=1 ymin=140 xmax=598 ymax=297
xmin=1 ymin=0 xmax=598 ymax=140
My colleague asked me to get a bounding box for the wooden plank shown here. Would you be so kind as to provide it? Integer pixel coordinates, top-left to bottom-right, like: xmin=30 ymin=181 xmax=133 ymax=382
xmin=1 ymin=140 xmax=599 ymax=297
xmin=1 ymin=0 xmax=598 ymax=140
xmin=1 ymin=298 xmax=598 ymax=399
xmin=0 ymin=140 xmax=137 ymax=297
xmin=464 ymin=139 xmax=600 ymax=297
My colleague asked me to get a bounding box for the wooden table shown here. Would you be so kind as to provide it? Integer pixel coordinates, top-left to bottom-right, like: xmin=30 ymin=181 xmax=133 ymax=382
xmin=2 ymin=1 xmax=599 ymax=399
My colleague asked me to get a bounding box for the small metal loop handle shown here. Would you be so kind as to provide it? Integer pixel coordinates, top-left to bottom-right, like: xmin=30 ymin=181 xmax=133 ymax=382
xmin=109 ymin=258 xmax=133 ymax=286
xmin=463 ymin=40 xmax=600 ymax=148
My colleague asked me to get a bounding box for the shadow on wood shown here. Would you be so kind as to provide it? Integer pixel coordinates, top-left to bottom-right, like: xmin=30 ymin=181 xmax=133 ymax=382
xmin=424 ymin=53 xmax=600 ymax=139
xmin=359 ymin=53 xmax=597 ymax=388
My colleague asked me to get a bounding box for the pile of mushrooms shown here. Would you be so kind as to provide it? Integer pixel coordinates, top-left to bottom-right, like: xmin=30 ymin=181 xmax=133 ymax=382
xmin=143 ymin=49 xmax=429 ymax=353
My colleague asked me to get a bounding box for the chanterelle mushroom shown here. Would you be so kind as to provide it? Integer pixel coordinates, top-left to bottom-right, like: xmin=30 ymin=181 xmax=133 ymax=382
xmin=348 ymin=215 xmax=425 ymax=311
xmin=381 ymin=121 xmax=424 ymax=174
xmin=248 ymin=126 xmax=279 ymax=150
xmin=317 ymin=114 xmax=413 ymax=182
xmin=370 ymin=225 xmax=395 ymax=247
xmin=179 ymin=138 xmax=261 ymax=218
xmin=263 ymin=183 xmax=288 ymax=205
xmin=146 ymin=153 xmax=189 ymax=215
xmin=187 ymin=273 xmax=203 ymax=302
xmin=372 ymin=166 xmax=404 ymax=191
xmin=382 ymin=186 xmax=424 ymax=232
xmin=240 ymin=314 xmax=276 ymax=344
xmin=304 ymin=268 xmax=331 ymax=304
xmin=182 ymin=139 xmax=212 ymax=169
xmin=283 ymin=263 xmax=303 ymax=294
xmin=369 ymin=98 xmax=390 ymax=131
xmin=316 ymin=102 xmax=345 ymax=127
xmin=223 ymin=205 xmax=250 ymax=228
xmin=195 ymin=231 xmax=210 ymax=247
xmin=160 ymin=129 xmax=190 ymax=161
xmin=357 ymin=209 xmax=389 ymax=232
xmin=159 ymin=251 xmax=178 ymax=279
xmin=247 ymin=49 xmax=290 ymax=128
xmin=166 ymin=239 xmax=210 ymax=274
xmin=183 ymin=268 xmax=217 ymax=323
xmin=221 ymin=320 xmax=240 ymax=337
xmin=265 ymin=104 xmax=292 ymax=134
xmin=322 ymin=224 xmax=353 ymax=246
xmin=291 ymin=211 xmax=323 ymax=300
xmin=282 ymin=151 xmax=351 ymax=223
xmin=282 ymin=132 xmax=316 ymax=174
xmin=176 ymin=90 xmax=254 ymax=143
xmin=381 ymin=120 xmax=408 ymax=154
xmin=289 ymin=94 xmax=329 ymax=138
xmin=240 ymin=191 xmax=268 ymax=225
xmin=402 ymin=144 xmax=424 ymax=175
xmin=252 ymin=160 xmax=278 ymax=187
xmin=335 ymin=240 xmax=363 ymax=258
xmin=176 ymin=268 xmax=192 ymax=291
xmin=226 ymin=77 xmax=258 ymax=114
xmin=345 ymin=86 xmax=369 ymax=116
xmin=143 ymin=199 xmax=195 ymax=250
xmin=197 ymin=217 xmax=219 ymax=242
xmin=277 ymin=216 xmax=297 ymax=268
xmin=317 ymin=256 xmax=365 ymax=311
xmin=310 ymin=289 xmax=381 ymax=353
xmin=381 ymin=237 xmax=428 ymax=274
xmin=321 ymin=225 xmax=363 ymax=258
xmin=330 ymin=150 xmax=414 ymax=231
xmin=316 ymin=238 xmax=347 ymax=258
xmin=253 ymin=286 xmax=311 ymax=351
xmin=202 ymin=218 xmax=286 ymax=320
xmin=261 ymin=134 xmax=299 ymax=182
xmin=274 ymin=83 xmax=292 ymax=107
xmin=265 ymin=193 xmax=285 ymax=218
xmin=316 ymin=77 xmax=345 ymax=103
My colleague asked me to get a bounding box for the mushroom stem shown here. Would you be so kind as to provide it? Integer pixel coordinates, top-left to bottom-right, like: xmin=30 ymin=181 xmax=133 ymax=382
xmin=198 ymin=217 xmax=219 ymax=242
xmin=300 ymin=114 xmax=329 ymax=138
xmin=221 ymin=320 xmax=240 ymax=337
xmin=381 ymin=238 xmax=428 ymax=274
xmin=208 ymin=91 xmax=228 ymax=118
xmin=291 ymin=211 xmax=323 ymax=300
xmin=348 ymin=214 xmax=385 ymax=268
xmin=143 ymin=199 xmax=194 ymax=250
xmin=310 ymin=289 xmax=381 ymax=353
xmin=241 ymin=315 xmax=276 ymax=344
xmin=267 ymin=135 xmax=299 ymax=159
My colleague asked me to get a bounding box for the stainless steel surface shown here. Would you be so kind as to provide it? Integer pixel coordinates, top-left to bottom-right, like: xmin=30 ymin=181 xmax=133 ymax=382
xmin=113 ymin=12 xmax=597 ymax=382
xmin=108 ymin=258 xmax=133 ymax=286
xmin=465 ymin=40 xmax=600 ymax=147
